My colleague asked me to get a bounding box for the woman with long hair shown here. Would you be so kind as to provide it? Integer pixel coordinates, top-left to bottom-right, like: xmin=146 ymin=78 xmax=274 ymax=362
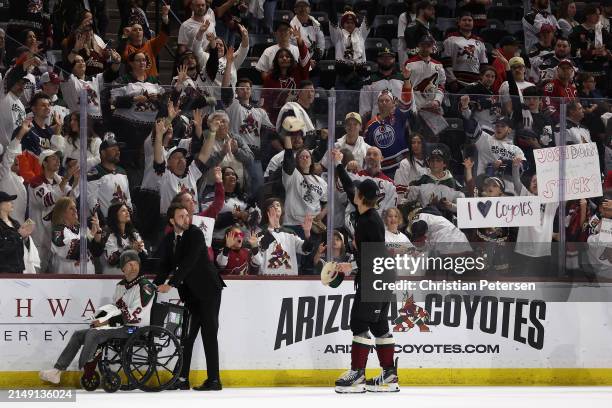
xmin=201 ymin=166 xmax=260 ymax=250
xmin=103 ymin=201 xmax=147 ymax=274
xmin=185 ymin=22 xmax=249 ymax=100
xmin=557 ymin=1 xmax=578 ymax=37
xmin=50 ymin=197 xmax=104 ymax=274
xmin=60 ymin=48 xmax=122 ymax=118
xmin=261 ymin=25 xmax=311 ymax=123
xmin=0 ymin=192 xmax=36 ymax=273
xmin=61 ymin=112 xmax=102 ymax=170
xmin=394 ymin=134 xmax=429 ymax=188
xmin=62 ymin=11 xmax=108 ymax=78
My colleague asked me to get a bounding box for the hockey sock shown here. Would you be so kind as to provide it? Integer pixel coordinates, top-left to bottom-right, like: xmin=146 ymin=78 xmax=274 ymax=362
xmin=351 ymin=332 xmax=373 ymax=370
xmin=375 ymin=333 xmax=395 ymax=368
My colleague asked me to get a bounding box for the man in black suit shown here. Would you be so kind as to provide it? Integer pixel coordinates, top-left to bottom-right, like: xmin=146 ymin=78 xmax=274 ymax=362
xmin=155 ymin=203 xmax=225 ymax=391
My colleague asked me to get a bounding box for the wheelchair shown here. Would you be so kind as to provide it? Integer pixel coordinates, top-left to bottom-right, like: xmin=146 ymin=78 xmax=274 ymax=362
xmin=80 ymin=301 xmax=189 ymax=393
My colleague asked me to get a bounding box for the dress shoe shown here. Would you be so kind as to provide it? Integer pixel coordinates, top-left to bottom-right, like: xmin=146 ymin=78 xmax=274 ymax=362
xmin=168 ymin=378 xmax=190 ymax=390
xmin=193 ymin=378 xmax=222 ymax=391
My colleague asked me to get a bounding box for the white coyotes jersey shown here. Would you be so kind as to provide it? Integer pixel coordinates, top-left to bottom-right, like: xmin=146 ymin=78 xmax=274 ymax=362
xmin=442 ymin=34 xmax=487 ymax=80
xmin=405 ymin=56 xmax=446 ymax=108
xmin=252 ymin=228 xmax=306 ymax=275
xmin=113 ymin=275 xmax=156 ymax=327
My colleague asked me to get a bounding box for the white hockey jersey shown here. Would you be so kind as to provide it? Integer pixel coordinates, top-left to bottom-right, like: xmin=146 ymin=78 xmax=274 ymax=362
xmin=113 ymin=275 xmax=156 ymax=327
xmin=251 ymin=227 xmax=310 ymax=275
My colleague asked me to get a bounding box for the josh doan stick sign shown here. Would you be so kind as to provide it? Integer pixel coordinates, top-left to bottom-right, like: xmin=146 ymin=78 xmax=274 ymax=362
xmin=534 ymin=143 xmax=602 ymax=203
xmin=457 ymin=196 xmax=541 ymax=228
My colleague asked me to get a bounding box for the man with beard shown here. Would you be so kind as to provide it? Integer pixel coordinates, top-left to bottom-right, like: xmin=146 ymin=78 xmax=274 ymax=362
xmin=441 ymin=11 xmax=488 ymax=93
xmin=401 ymin=1 xmax=438 ymax=65
xmin=178 ymin=0 xmax=217 ymax=54
xmin=156 ymin=204 xmax=225 ymax=391
xmin=542 ymin=59 xmax=577 ymax=120
xmin=87 ymin=137 xmax=132 ymax=221
xmin=522 ymin=0 xmax=560 ymax=52
xmin=531 ymin=37 xmax=573 ymax=84
xmin=359 ymin=49 xmax=405 ymax=124
xmin=405 ymin=35 xmax=446 ymax=115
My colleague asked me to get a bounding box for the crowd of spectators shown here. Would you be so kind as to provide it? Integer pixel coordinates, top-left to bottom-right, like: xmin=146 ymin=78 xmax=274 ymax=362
xmin=0 ymin=0 xmax=611 ymax=279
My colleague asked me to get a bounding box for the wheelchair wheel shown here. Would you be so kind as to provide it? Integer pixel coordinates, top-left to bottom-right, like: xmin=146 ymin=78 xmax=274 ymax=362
xmin=102 ymin=372 xmax=121 ymax=393
xmin=122 ymin=326 xmax=183 ymax=392
xmin=80 ymin=371 xmax=100 ymax=391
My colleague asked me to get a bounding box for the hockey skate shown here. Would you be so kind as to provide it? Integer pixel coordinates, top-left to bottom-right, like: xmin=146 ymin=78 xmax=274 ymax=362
xmin=334 ymin=368 xmax=366 ymax=393
xmin=366 ymin=358 xmax=400 ymax=392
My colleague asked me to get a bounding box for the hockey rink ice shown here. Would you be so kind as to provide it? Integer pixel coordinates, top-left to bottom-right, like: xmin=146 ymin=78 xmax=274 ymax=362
xmin=12 ymin=386 xmax=612 ymax=408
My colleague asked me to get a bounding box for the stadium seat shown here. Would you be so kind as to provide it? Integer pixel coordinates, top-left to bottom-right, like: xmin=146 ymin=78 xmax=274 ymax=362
xmin=490 ymin=0 xmax=509 ymax=6
xmin=487 ymin=19 xmax=505 ymax=31
xmin=313 ymin=88 xmax=329 ymax=116
xmin=273 ymin=10 xmax=294 ymax=24
xmin=384 ymin=1 xmax=408 ymax=16
xmin=479 ymin=27 xmax=510 ymax=47
xmin=318 ymin=60 xmax=336 ymax=90
xmin=372 ymin=15 xmax=398 ymax=41
xmin=435 ymin=4 xmax=454 ymax=18
xmin=311 ymin=11 xmax=330 ymax=36
xmin=237 ymin=58 xmax=262 ymax=86
xmin=505 ymin=20 xmax=523 ymax=35
xmin=364 ymin=38 xmax=391 ymax=61
xmin=437 ymin=17 xmax=457 ymax=34
xmin=353 ymin=0 xmax=375 ymax=15
xmin=486 ymin=6 xmax=515 ymax=22
xmin=248 ymin=34 xmax=276 ymax=57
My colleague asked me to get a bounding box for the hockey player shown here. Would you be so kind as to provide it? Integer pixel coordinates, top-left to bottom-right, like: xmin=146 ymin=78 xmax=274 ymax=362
xmin=39 ymin=250 xmax=155 ymax=385
xmin=330 ymin=148 xmax=399 ymax=394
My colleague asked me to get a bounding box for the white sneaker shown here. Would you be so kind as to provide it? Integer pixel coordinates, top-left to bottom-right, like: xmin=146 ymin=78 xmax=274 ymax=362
xmin=39 ymin=368 xmax=61 ymax=385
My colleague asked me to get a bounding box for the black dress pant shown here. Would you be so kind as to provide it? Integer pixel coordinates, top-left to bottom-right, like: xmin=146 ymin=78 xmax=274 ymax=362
xmin=181 ymin=289 xmax=222 ymax=381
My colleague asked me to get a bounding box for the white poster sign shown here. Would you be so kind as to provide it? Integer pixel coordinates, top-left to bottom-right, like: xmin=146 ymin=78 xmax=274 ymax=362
xmin=192 ymin=215 xmax=215 ymax=247
xmin=457 ymin=196 xmax=541 ymax=228
xmin=534 ymin=143 xmax=602 ymax=203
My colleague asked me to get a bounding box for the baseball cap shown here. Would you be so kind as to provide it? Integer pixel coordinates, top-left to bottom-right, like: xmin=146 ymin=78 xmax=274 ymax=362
xmin=345 ymin=112 xmax=362 ymax=124
xmin=508 ymin=57 xmax=525 ymax=67
xmin=428 ymin=146 xmax=449 ymax=163
xmin=167 ymin=146 xmax=188 ymax=159
xmin=99 ymin=133 xmax=119 ymax=153
xmin=282 ymin=116 xmax=305 ymax=133
xmin=418 ymin=34 xmax=436 ymax=45
xmin=39 ymin=149 xmax=59 ymax=165
xmin=354 ymin=178 xmax=378 ymax=201
xmin=494 ymin=116 xmax=513 ymax=128
xmin=557 ymin=59 xmax=574 ymax=68
xmin=499 ymin=35 xmax=519 ymax=47
xmin=377 ymin=47 xmax=395 ymax=58
xmin=0 ymin=191 xmax=17 ymax=203
xmin=40 ymin=72 xmax=61 ymax=85
xmin=294 ymin=0 xmax=310 ymax=5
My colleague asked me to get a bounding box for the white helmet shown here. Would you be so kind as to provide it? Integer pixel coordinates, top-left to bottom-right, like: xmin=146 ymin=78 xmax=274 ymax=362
xmin=320 ymin=262 xmax=345 ymax=288
xmin=93 ymin=304 xmax=124 ymax=328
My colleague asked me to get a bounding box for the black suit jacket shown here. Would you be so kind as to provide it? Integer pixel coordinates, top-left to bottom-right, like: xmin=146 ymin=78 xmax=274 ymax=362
xmin=154 ymin=225 xmax=225 ymax=302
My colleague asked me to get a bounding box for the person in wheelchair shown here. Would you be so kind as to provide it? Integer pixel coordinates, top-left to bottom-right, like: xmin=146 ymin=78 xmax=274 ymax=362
xmin=39 ymin=250 xmax=156 ymax=385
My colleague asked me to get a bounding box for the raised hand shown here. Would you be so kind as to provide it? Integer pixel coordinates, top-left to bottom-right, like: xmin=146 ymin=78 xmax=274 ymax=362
xmin=238 ymin=24 xmax=248 ymax=40
xmin=193 ymin=108 xmax=204 ymax=131
xmin=205 ymin=31 xmax=216 ymax=46
xmin=110 ymin=49 xmax=122 ymax=64
xmin=463 ymin=157 xmax=474 ymax=171
xmin=209 ymin=117 xmax=221 ymax=133
xmin=302 ymin=214 xmax=313 ymax=235
xmin=290 ymin=25 xmax=302 ymax=43
xmin=214 ymin=166 xmax=222 ymax=183
xmin=155 ymin=118 xmax=168 ymax=136
xmin=330 ymin=148 xmax=343 ymax=165
xmin=226 ymin=46 xmax=235 ymax=64
xmin=167 ymin=99 xmax=180 ymax=121
xmin=401 ymin=63 xmax=411 ymax=81
xmin=177 ymin=64 xmax=189 ymax=83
